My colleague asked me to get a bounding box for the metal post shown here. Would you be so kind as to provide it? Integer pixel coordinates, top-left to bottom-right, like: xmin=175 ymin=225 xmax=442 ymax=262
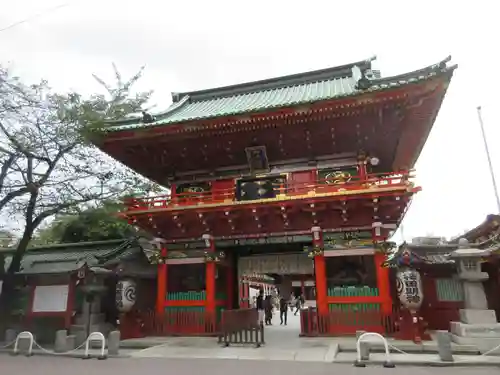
xmin=477 ymin=106 xmax=500 ymax=213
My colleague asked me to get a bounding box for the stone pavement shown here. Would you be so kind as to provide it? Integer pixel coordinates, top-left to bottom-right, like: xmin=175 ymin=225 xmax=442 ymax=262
xmin=125 ymin=312 xmax=500 ymax=365
xmin=129 ymin=311 xmax=338 ymax=362
xmin=4 ymin=312 xmax=500 ymax=366
xmin=2 ymin=356 xmax=500 ymax=374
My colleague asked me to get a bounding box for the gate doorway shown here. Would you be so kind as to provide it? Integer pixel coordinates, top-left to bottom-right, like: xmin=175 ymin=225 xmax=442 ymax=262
xmin=231 ymin=243 xmax=315 ymax=341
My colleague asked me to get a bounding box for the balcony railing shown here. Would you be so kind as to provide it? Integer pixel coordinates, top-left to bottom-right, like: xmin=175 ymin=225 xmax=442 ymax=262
xmin=125 ymin=170 xmax=415 ymax=212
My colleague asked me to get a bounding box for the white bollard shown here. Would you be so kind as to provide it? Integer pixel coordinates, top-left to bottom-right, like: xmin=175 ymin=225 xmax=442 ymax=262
xmin=83 ymin=332 xmax=106 ymax=360
xmin=13 ymin=331 xmax=34 ymax=357
xmin=354 ymin=332 xmax=395 ymax=368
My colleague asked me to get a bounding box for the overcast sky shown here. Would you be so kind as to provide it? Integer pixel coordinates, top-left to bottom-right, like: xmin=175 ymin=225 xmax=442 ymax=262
xmin=1 ymin=0 xmax=498 ymax=241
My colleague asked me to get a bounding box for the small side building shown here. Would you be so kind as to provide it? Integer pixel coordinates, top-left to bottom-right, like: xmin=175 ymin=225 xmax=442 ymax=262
xmin=385 ymin=238 xmax=464 ymax=331
xmin=0 ymin=237 xmax=157 ymax=343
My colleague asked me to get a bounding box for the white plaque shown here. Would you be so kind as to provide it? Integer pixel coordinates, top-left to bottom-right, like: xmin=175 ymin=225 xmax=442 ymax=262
xmin=32 ymin=285 xmax=69 ymax=312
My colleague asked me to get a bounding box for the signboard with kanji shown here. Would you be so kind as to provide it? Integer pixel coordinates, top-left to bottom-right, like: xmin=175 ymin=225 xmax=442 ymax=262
xmin=396 ymin=269 xmax=424 ymax=310
xmin=322 ymin=230 xmax=372 ymax=249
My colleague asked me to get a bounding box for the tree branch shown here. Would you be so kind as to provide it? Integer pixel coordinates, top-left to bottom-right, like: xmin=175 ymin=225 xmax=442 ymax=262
xmin=0 ymin=153 xmax=16 ymax=193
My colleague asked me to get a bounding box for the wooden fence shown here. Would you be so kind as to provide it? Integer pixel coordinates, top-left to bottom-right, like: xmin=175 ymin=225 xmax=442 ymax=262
xmin=218 ymin=308 xmax=264 ymax=347
xmin=136 ymin=306 xmax=400 ymax=339
xmin=300 ymin=307 xmax=400 ymax=337
xmin=141 ymin=310 xmax=218 ymax=336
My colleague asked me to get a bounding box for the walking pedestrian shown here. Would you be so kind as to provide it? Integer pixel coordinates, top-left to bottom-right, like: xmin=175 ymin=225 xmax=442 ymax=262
xmin=256 ymin=289 xmax=264 ymax=325
xmin=264 ymin=295 xmax=273 ymax=325
xmin=279 ymin=296 xmax=288 ymax=325
xmin=294 ymin=294 xmax=302 ymax=316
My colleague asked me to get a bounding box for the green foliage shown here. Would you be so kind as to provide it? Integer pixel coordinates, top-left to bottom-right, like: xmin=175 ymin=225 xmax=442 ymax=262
xmin=0 ymin=63 xmax=163 ymax=273
xmin=0 ymin=229 xmax=16 ymax=248
xmin=33 ymin=201 xmax=146 ymax=244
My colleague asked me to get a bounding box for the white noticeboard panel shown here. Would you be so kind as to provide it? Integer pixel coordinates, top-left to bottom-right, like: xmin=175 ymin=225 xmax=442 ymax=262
xmin=32 ymin=285 xmax=69 ymax=313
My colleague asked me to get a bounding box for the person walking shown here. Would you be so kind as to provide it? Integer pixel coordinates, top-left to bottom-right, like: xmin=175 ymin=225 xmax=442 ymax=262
xmin=279 ymin=296 xmax=288 ymax=325
xmin=264 ymin=295 xmax=273 ymax=325
xmin=294 ymin=294 xmax=302 ymax=316
xmin=256 ymin=289 xmax=264 ymax=325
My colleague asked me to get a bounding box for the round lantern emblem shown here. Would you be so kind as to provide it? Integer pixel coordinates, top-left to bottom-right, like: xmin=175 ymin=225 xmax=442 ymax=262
xmin=116 ymin=279 xmax=137 ymax=312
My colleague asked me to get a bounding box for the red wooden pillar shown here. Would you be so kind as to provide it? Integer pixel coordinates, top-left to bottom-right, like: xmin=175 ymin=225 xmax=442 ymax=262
xmin=156 ymin=245 xmax=168 ymax=314
xmin=312 ymin=226 xmax=328 ymax=316
xmin=372 ymin=222 xmax=391 ymax=314
xmin=203 ymin=234 xmax=216 ymax=317
xmin=226 ymin=254 xmax=234 ymax=309
xmin=375 ymin=253 xmax=391 ymax=313
xmin=239 ymin=277 xmax=250 ymax=308
xmin=357 ymin=153 xmax=368 ymax=180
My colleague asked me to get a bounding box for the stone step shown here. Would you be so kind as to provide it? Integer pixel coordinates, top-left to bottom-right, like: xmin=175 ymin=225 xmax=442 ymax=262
xmin=451 ymin=334 xmax=500 ymax=354
xmin=450 ymin=321 xmax=500 ymax=337
xmin=460 ymin=309 xmax=498 ymax=325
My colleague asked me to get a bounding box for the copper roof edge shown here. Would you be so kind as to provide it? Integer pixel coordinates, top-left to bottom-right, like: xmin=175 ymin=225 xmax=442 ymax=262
xmin=171 ymin=56 xmax=375 ymax=103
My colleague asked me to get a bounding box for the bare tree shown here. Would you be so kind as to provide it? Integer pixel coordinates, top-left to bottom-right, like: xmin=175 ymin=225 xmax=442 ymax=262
xmin=0 ymin=64 xmax=158 ymax=276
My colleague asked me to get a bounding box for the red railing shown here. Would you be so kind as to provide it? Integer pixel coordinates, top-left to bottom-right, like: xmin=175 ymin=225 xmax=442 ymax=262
xmin=300 ymin=307 xmax=400 ymax=337
xmin=125 ymin=171 xmax=415 ymax=211
xmin=141 ymin=310 xmax=218 ymax=336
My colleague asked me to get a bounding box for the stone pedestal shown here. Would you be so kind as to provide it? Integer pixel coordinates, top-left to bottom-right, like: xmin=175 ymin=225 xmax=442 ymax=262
xmin=5 ymin=329 xmax=17 ymax=345
xmin=107 ymin=331 xmax=120 ymax=356
xmin=449 ymin=239 xmax=500 ymax=353
xmin=54 ymin=330 xmax=68 ymax=353
xmin=436 ymin=330 xmax=454 ymax=362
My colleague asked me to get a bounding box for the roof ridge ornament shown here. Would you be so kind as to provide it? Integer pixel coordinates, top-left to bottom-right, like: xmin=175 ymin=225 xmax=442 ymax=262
xmin=355 ymin=67 xmax=373 ymax=90
xmin=141 ymin=111 xmax=155 ymax=124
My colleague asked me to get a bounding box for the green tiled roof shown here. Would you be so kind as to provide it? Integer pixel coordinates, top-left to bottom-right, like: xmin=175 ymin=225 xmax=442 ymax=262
xmin=1 ymin=238 xmax=147 ymax=275
xmin=104 ymin=56 xmax=456 ymax=132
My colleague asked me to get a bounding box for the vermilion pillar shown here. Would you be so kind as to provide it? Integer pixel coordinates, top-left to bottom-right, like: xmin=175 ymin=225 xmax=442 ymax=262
xmin=372 ymin=222 xmax=391 ymax=314
xmin=203 ymin=234 xmax=216 ymax=317
xmin=239 ymin=277 xmax=250 ymax=308
xmin=226 ymin=254 xmax=234 ymax=309
xmin=156 ymin=245 xmax=167 ymax=314
xmin=357 ymin=153 xmax=368 ymax=180
xmin=312 ymin=226 xmax=328 ymax=316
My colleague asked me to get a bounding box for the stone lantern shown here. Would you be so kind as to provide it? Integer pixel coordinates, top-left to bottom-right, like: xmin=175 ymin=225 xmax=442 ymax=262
xmin=450 ymin=238 xmax=500 ymax=351
xmin=452 ymin=238 xmax=491 ymax=310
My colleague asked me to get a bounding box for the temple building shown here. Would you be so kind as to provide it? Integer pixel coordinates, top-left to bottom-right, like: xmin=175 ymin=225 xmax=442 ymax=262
xmin=89 ymin=55 xmax=456 ymax=336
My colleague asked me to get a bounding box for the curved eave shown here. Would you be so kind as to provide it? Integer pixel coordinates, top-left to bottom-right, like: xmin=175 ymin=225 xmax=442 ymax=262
xmin=104 ymin=95 xmax=191 ymax=128
xmin=101 ymin=57 xmax=456 ymax=134
xmin=449 ymin=214 xmax=500 ymax=243
xmin=391 ymin=66 xmax=457 ymax=169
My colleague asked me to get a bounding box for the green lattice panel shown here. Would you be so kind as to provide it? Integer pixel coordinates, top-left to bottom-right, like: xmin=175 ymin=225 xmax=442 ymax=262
xmin=167 ymin=291 xmax=206 ymax=300
xmin=329 ymin=303 xmax=380 ymax=312
xmin=166 ymin=291 xmax=227 ymax=301
xmin=327 ymin=286 xmax=379 ymax=297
